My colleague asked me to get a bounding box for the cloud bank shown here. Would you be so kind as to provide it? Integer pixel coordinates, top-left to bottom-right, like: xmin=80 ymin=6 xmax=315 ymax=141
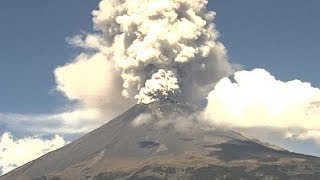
xmin=0 ymin=133 xmax=67 ymax=175
xmin=0 ymin=108 xmax=106 ymax=136
xmin=204 ymin=69 xmax=320 ymax=143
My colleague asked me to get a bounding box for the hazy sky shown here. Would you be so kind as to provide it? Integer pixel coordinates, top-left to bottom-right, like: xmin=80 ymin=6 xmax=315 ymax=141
xmin=0 ymin=1 xmax=320 ymax=171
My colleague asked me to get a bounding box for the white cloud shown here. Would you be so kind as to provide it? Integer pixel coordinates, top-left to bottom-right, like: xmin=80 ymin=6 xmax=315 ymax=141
xmin=204 ymin=68 xmax=320 ymax=143
xmin=285 ymin=130 xmax=320 ymax=144
xmin=0 ymin=108 xmax=108 ymax=135
xmin=0 ymin=132 xmax=67 ymax=175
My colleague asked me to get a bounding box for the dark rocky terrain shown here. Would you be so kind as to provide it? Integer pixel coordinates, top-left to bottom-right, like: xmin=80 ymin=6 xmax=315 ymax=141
xmin=2 ymin=101 xmax=320 ymax=180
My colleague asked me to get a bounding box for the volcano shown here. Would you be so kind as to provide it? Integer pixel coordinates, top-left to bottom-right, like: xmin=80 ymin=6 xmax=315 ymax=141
xmin=2 ymin=102 xmax=320 ymax=180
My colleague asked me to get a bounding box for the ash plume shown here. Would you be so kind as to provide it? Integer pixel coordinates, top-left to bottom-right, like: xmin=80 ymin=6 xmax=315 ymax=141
xmin=55 ymin=0 xmax=232 ymax=107
xmin=53 ymin=0 xmax=320 ymax=146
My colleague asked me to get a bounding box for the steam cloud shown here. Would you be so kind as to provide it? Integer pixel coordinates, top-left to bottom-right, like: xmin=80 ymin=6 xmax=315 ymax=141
xmin=55 ymin=0 xmax=232 ymax=108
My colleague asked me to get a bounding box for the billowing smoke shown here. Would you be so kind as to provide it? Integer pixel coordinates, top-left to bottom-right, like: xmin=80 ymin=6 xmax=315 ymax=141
xmin=1 ymin=1 xmax=232 ymax=174
xmin=54 ymin=52 xmax=132 ymax=122
xmin=137 ymin=69 xmax=180 ymax=104
xmin=55 ymin=0 xmax=232 ymax=109
xmin=53 ymin=0 xmax=320 ymax=151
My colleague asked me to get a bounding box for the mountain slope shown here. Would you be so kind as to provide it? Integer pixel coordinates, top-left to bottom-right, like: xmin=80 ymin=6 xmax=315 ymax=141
xmin=2 ymin=102 xmax=320 ymax=180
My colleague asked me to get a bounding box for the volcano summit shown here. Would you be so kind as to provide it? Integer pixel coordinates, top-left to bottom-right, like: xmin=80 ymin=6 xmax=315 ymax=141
xmin=2 ymin=102 xmax=320 ymax=180
xmin=2 ymin=0 xmax=320 ymax=179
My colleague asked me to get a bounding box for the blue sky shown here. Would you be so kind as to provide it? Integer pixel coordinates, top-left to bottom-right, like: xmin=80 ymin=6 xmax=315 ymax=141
xmin=0 ymin=0 xmax=320 ymax=166
xmin=0 ymin=0 xmax=319 ymax=114
xmin=0 ymin=0 xmax=99 ymax=113
xmin=211 ymin=0 xmax=320 ymax=86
